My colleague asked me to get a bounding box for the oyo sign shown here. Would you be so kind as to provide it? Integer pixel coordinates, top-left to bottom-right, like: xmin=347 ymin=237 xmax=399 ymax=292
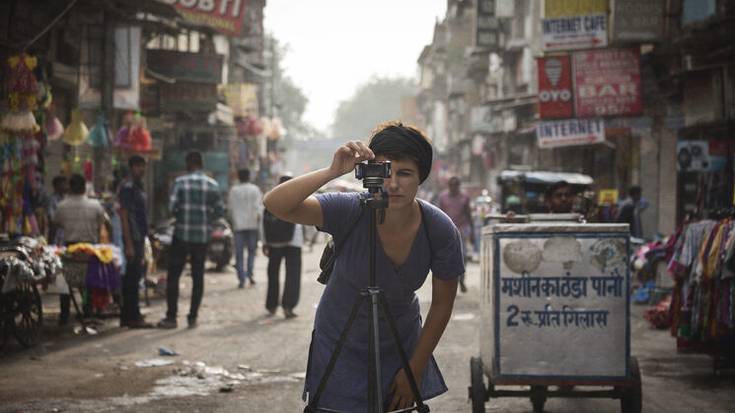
xmin=537 ymin=55 xmax=573 ymax=119
xmin=161 ymin=0 xmax=247 ymax=36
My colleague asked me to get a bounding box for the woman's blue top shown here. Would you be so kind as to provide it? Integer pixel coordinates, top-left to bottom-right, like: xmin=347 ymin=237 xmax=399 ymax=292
xmin=303 ymin=191 xmax=465 ymax=411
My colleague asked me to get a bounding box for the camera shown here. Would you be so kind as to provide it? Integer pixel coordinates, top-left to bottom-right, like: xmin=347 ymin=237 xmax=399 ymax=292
xmin=355 ymin=160 xmax=391 ymax=190
xmin=355 ymin=160 xmax=391 ymax=180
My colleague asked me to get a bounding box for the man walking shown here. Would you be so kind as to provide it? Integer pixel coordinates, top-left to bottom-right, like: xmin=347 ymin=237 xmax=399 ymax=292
xmin=158 ymin=151 xmax=224 ymax=329
xmin=437 ymin=176 xmax=473 ymax=293
xmin=53 ymin=174 xmax=107 ymax=324
xmin=262 ymin=175 xmax=305 ymax=318
xmin=118 ymin=155 xmax=152 ymax=328
xmin=227 ymin=168 xmax=262 ymax=288
xmin=47 ymin=175 xmax=67 ymax=245
xmin=616 ymin=186 xmax=649 ymax=239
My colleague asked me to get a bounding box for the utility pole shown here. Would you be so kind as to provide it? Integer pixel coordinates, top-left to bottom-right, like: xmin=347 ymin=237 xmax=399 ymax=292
xmin=99 ymin=10 xmax=115 ymax=192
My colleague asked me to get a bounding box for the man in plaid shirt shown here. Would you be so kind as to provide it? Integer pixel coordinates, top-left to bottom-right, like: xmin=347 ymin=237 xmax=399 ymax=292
xmin=158 ymin=151 xmax=224 ymax=329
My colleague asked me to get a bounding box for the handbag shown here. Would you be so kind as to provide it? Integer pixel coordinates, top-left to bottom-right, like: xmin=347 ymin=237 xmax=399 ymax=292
xmin=317 ymin=203 xmax=365 ymax=285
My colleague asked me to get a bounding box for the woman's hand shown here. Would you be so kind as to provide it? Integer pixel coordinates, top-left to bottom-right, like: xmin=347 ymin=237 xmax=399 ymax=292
xmin=389 ymin=367 xmax=423 ymax=411
xmin=328 ymin=141 xmax=374 ymax=178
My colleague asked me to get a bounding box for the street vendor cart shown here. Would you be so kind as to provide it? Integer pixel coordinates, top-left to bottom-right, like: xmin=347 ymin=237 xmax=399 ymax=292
xmin=468 ymin=222 xmax=642 ymax=413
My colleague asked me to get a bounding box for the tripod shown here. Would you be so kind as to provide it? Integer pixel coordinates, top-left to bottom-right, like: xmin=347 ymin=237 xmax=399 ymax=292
xmin=305 ymin=185 xmax=429 ymax=413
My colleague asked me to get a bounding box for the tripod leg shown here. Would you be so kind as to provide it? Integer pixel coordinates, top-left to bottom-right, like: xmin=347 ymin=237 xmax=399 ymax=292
xmin=378 ymin=295 xmax=428 ymax=411
xmin=307 ymin=293 xmax=366 ymax=411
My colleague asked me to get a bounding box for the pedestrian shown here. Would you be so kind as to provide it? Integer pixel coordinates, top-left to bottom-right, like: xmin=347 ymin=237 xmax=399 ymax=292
xmin=544 ymin=180 xmax=574 ymax=213
xmin=437 ymin=176 xmax=473 ymax=293
xmin=53 ymin=174 xmax=107 ymax=325
xmin=157 ymin=151 xmax=224 ymax=329
xmin=227 ymin=168 xmax=262 ymax=288
xmin=47 ymin=175 xmax=67 ymax=245
xmin=263 ymin=121 xmax=464 ymax=411
xmin=262 ymin=175 xmax=306 ymax=318
xmin=118 ymin=155 xmax=153 ymax=328
xmin=616 ymin=186 xmax=649 ymax=238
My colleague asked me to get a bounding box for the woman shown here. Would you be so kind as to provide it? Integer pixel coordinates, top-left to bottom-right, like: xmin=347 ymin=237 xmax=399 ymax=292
xmin=263 ymin=121 xmax=464 ymax=411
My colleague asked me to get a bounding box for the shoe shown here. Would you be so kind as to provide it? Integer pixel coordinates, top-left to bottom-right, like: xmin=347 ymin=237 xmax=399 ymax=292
xmin=459 ymin=281 xmax=468 ymax=293
xmin=238 ymin=281 xmax=245 ymax=289
xmin=187 ymin=316 xmax=197 ymax=329
xmin=266 ymin=307 xmax=276 ymax=316
xmin=126 ymin=319 xmax=154 ymax=329
xmin=156 ymin=318 xmax=177 ymax=329
xmin=283 ymin=308 xmax=298 ymax=319
xmin=249 ymin=278 xmax=256 ymax=286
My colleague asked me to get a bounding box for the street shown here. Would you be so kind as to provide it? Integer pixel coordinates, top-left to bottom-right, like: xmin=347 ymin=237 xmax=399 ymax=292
xmin=2 ymin=242 xmax=735 ymax=413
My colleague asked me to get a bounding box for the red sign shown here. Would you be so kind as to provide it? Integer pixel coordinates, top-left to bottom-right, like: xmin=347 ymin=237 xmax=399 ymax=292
xmin=537 ymin=55 xmax=573 ymax=119
xmin=573 ymin=48 xmax=642 ymax=117
xmin=163 ymin=0 xmax=247 ymax=36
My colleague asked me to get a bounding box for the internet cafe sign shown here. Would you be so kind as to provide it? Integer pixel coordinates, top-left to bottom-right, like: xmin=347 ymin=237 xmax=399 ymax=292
xmin=537 ymin=55 xmax=573 ymax=119
xmin=542 ymin=13 xmax=607 ymax=52
xmin=161 ymin=0 xmax=247 ymax=36
xmin=536 ymin=118 xmax=605 ymax=149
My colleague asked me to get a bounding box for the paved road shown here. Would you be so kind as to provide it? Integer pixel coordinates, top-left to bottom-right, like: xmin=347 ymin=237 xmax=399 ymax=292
xmin=1 ymin=242 xmax=734 ymax=412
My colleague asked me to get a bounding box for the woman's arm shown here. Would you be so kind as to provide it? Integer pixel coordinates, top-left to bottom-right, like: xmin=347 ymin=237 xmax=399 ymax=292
xmin=262 ymin=141 xmax=374 ymax=226
xmin=389 ymin=276 xmax=458 ymax=409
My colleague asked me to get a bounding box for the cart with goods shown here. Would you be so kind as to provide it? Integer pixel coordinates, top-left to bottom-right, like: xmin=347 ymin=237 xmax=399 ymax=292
xmin=468 ymin=222 xmax=642 ymax=413
xmin=0 ymin=236 xmax=62 ymax=348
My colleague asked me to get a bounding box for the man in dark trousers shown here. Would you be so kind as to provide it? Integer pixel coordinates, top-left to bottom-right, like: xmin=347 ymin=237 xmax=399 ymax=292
xmin=158 ymin=151 xmax=224 ymax=329
xmin=118 ymin=155 xmax=152 ymax=328
xmin=262 ymin=175 xmax=304 ymax=318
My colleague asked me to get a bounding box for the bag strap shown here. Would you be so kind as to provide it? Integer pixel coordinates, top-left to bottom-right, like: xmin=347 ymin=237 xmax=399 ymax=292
xmin=417 ymin=199 xmax=434 ymax=256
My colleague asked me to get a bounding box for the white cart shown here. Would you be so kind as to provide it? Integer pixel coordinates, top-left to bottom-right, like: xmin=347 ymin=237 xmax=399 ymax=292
xmin=469 ymin=223 xmax=642 ymax=413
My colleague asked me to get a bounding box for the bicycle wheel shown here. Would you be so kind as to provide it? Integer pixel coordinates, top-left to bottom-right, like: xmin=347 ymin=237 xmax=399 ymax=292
xmin=12 ymin=283 xmax=43 ymax=347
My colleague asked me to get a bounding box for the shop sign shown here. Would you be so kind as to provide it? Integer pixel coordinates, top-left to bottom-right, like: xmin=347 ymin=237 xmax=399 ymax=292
xmin=573 ymin=49 xmax=642 ymax=117
xmin=545 ymin=0 xmax=607 ymax=18
xmin=536 ymin=118 xmax=605 ymax=149
xmin=676 ymin=140 xmax=727 ymax=172
xmin=598 ymin=189 xmax=619 ymax=206
xmin=611 ymin=0 xmax=664 ymax=43
xmin=147 ymin=50 xmax=223 ymax=84
xmin=159 ymin=82 xmax=217 ymax=112
xmin=542 ymin=13 xmax=607 ymax=52
xmin=160 ymin=0 xmax=247 ymax=36
xmin=537 ymin=55 xmax=573 ymax=119
xmin=222 ymin=83 xmax=259 ymax=117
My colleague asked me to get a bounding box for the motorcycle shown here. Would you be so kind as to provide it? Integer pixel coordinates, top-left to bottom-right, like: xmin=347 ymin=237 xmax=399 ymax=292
xmin=153 ymin=218 xmax=233 ymax=272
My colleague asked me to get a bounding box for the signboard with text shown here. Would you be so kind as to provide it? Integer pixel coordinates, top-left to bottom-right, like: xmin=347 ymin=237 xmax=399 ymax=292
xmin=542 ymin=14 xmax=607 ymax=52
xmin=573 ymin=48 xmax=642 ymax=117
xmin=537 ymin=118 xmax=605 ymax=148
xmin=611 ymin=0 xmax=664 ymax=43
xmin=159 ymin=82 xmax=217 ymax=112
xmin=480 ymin=224 xmax=630 ymax=380
xmin=161 ymin=0 xmax=248 ymax=36
xmin=537 ymin=55 xmax=573 ymax=119
xmin=147 ymin=50 xmax=223 ymax=85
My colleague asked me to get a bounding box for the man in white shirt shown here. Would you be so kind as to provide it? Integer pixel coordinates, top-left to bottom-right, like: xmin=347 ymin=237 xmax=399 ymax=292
xmin=228 ymin=169 xmax=263 ymax=288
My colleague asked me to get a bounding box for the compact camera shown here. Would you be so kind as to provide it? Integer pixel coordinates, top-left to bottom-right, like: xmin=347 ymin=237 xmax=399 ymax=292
xmin=354 ymin=160 xmax=392 ymax=180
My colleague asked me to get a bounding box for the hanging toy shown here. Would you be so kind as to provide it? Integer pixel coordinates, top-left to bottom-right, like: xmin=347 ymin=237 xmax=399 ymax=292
xmin=1 ymin=53 xmax=40 ymax=133
xmin=83 ymin=158 xmax=94 ymax=182
xmin=44 ymin=103 xmax=64 ymax=141
xmin=63 ymin=109 xmax=88 ymax=146
xmin=114 ymin=111 xmax=134 ymax=148
xmin=87 ymin=113 xmax=110 ymax=147
xmin=128 ymin=112 xmax=152 ymax=152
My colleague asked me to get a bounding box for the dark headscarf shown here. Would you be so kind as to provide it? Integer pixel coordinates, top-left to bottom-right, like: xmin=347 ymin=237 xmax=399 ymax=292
xmin=368 ymin=124 xmax=433 ymax=184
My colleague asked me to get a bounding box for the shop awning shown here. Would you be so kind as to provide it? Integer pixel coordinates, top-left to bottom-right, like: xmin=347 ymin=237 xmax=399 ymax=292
xmin=499 ymin=170 xmax=594 ymax=186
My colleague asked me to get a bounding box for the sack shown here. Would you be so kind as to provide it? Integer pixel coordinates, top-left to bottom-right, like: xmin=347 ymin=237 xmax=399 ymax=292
xmin=316 ymin=237 xmax=335 ymax=285
xmin=263 ymin=210 xmax=295 ymax=244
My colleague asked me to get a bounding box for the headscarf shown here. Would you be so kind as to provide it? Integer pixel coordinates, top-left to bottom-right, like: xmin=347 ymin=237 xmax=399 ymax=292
xmin=368 ymin=124 xmax=433 ymax=184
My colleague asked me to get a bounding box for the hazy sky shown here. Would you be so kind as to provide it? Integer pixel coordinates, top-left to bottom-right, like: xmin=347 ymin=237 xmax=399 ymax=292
xmin=264 ymin=0 xmax=447 ymax=133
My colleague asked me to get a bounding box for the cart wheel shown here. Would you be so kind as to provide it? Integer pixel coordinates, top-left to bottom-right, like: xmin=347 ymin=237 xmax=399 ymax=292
xmin=621 ymin=357 xmax=642 ymax=413
xmin=12 ymin=283 xmax=43 ymax=348
xmin=530 ymin=385 xmax=547 ymax=413
xmin=469 ymin=357 xmax=486 ymax=413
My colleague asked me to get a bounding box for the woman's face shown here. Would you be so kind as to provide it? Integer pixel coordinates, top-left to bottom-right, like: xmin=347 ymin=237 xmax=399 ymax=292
xmin=375 ymin=155 xmax=420 ymax=210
